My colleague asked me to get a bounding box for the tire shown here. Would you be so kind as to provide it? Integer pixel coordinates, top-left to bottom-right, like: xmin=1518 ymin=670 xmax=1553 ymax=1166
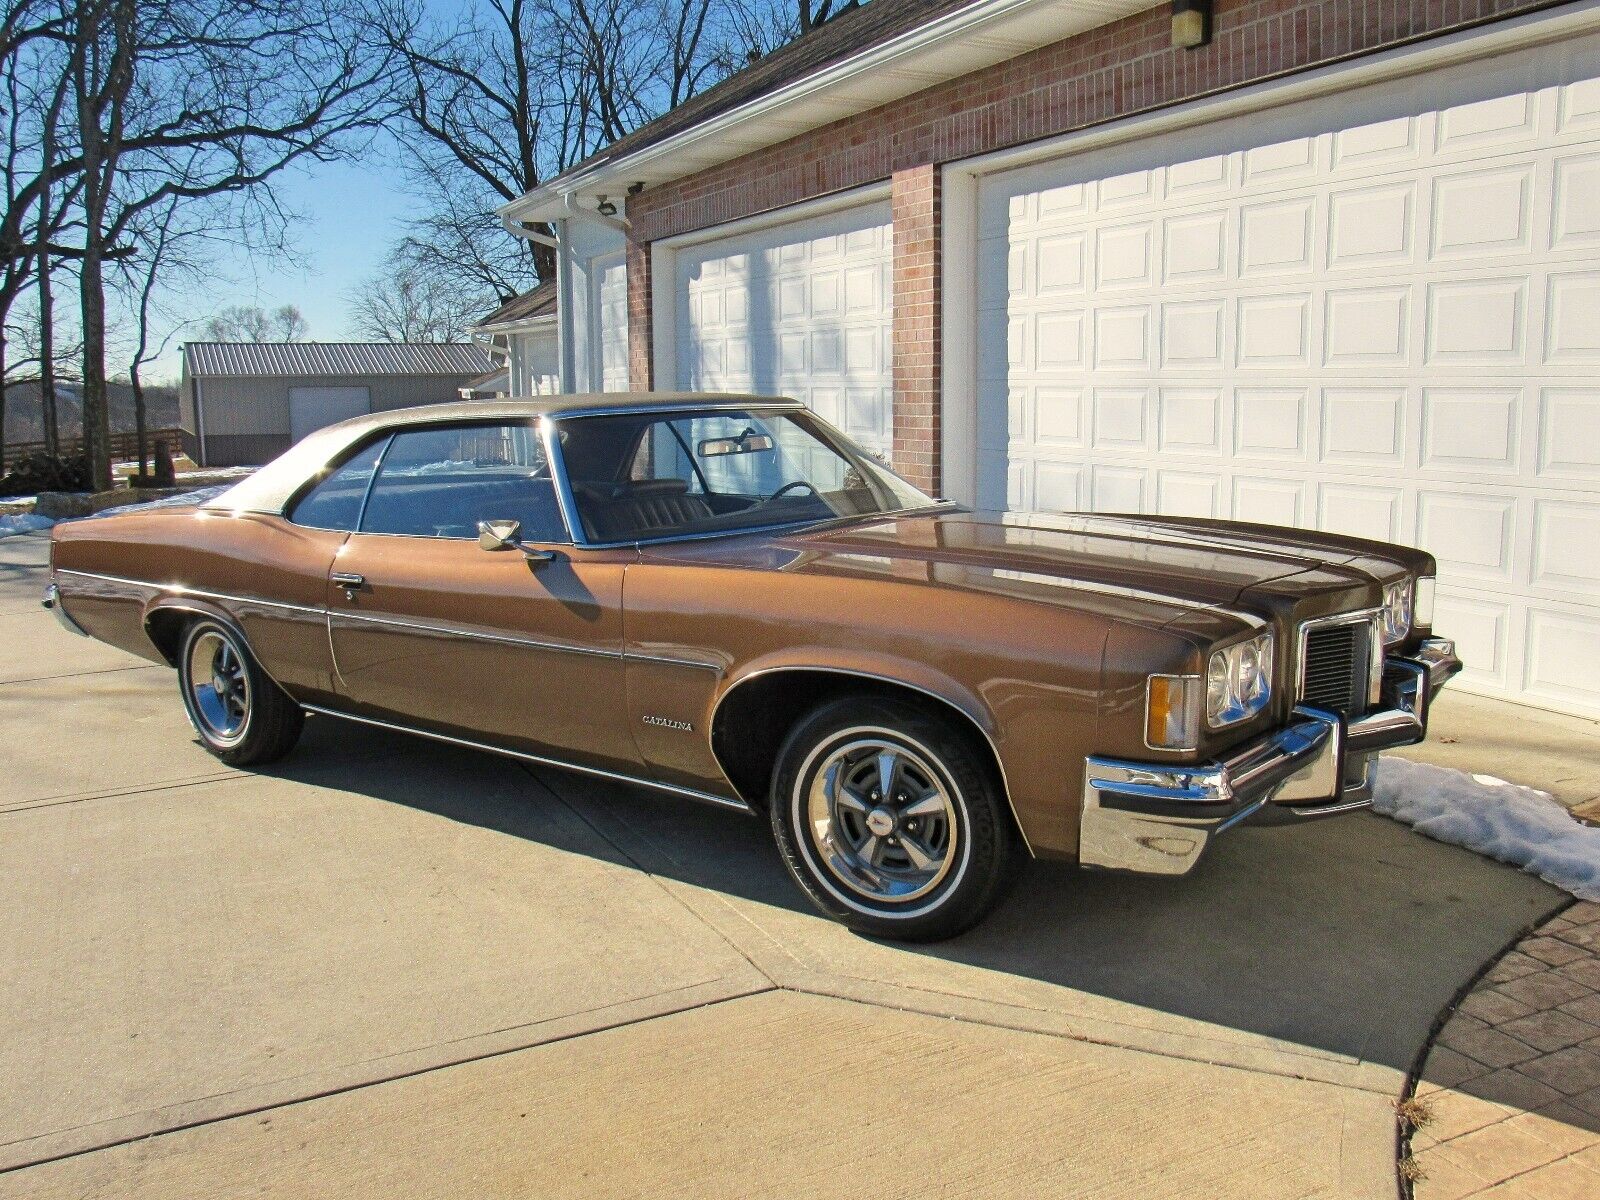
xmin=177 ymin=618 xmax=304 ymax=765
xmin=770 ymin=696 xmax=1019 ymax=941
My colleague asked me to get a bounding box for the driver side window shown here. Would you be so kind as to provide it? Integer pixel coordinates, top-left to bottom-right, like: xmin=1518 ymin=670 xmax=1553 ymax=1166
xmin=358 ymin=423 xmax=568 ymax=542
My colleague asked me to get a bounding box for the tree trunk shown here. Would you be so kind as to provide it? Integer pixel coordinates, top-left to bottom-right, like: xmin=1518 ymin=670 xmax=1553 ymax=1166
xmin=38 ymin=248 xmax=57 ymax=456
xmin=0 ymin=331 xmax=8 ymax=477
xmin=131 ymin=361 xmax=147 ymax=477
xmin=79 ymin=237 xmax=111 ymax=491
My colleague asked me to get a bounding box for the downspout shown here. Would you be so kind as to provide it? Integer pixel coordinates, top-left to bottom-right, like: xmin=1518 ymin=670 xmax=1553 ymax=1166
xmin=501 ymin=213 xmax=574 ymax=393
xmin=193 ymin=375 xmax=208 ymax=467
xmin=556 ymin=217 xmax=576 ymax=393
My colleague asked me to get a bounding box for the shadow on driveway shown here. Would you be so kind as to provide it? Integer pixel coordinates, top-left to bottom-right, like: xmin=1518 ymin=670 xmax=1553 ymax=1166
xmin=270 ymin=714 xmax=1564 ymax=1081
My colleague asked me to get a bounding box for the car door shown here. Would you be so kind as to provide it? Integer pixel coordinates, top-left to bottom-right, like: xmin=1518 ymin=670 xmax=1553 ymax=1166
xmin=324 ymin=420 xmax=640 ymax=774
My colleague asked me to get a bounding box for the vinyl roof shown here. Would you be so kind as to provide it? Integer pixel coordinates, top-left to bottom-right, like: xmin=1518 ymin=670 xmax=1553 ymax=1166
xmin=183 ymin=341 xmax=496 ymax=379
xmin=204 ymin=393 xmax=804 ymax=514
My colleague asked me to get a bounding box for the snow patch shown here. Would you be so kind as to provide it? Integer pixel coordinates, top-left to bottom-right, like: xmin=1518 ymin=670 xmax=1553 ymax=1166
xmin=1374 ymin=757 xmax=1600 ymax=900
xmin=0 ymin=513 xmax=55 ymax=538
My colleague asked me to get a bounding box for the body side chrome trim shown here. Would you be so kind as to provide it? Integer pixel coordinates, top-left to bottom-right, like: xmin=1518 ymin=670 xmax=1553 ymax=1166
xmin=300 ymin=703 xmax=752 ymax=813
xmin=708 ymin=663 xmax=1034 ymax=857
xmin=328 ymin=607 xmax=624 ymax=660
xmin=56 ymin=569 xmax=324 ymax=616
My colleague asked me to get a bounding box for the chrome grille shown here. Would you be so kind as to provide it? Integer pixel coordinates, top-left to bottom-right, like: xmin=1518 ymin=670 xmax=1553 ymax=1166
xmin=1299 ymin=619 xmax=1375 ymax=717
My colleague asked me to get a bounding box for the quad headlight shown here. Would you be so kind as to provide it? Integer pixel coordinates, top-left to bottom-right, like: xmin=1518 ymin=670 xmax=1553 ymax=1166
xmin=1381 ymin=577 xmax=1415 ymax=645
xmin=1205 ymin=631 xmax=1274 ymax=729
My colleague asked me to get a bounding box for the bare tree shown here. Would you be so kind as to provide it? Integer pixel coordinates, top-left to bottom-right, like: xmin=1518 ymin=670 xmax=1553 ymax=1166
xmin=371 ymin=0 xmax=799 ymax=302
xmin=200 ymin=304 xmax=309 ymax=343
xmin=348 ymin=244 xmax=494 ymax=343
xmin=48 ymin=0 xmax=400 ymax=488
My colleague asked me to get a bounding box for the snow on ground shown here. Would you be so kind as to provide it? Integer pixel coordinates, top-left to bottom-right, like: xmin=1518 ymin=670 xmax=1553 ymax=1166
xmin=1375 ymin=756 xmax=1600 ymax=901
xmin=0 ymin=513 xmax=56 ymax=538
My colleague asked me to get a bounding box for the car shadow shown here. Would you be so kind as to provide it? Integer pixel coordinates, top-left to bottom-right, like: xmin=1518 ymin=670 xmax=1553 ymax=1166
xmin=269 ymin=716 xmax=1566 ymax=1083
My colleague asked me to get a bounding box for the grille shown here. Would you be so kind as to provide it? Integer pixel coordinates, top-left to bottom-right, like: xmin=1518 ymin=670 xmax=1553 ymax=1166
xmin=1299 ymin=620 xmax=1374 ymax=716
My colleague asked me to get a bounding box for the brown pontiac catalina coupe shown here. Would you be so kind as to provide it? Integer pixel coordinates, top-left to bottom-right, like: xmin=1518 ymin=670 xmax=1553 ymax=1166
xmin=45 ymin=394 xmax=1461 ymax=940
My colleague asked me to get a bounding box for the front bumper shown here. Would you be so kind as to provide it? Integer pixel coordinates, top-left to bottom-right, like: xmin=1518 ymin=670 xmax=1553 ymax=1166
xmin=1079 ymin=637 xmax=1461 ymax=876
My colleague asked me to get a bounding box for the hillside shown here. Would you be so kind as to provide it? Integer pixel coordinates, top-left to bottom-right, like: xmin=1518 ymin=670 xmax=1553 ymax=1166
xmin=4 ymin=380 xmax=181 ymax=447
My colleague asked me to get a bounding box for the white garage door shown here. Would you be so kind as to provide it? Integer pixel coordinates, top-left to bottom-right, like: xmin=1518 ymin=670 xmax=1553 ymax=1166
xmin=288 ymin=386 xmax=371 ymax=443
xmin=591 ymin=253 xmax=630 ymax=392
xmin=675 ymin=202 xmax=894 ymax=459
xmin=975 ymin=37 xmax=1600 ymax=716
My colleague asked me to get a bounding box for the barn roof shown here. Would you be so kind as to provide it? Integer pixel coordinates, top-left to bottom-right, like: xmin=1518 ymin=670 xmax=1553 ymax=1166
xmin=183 ymin=342 xmax=496 ymax=379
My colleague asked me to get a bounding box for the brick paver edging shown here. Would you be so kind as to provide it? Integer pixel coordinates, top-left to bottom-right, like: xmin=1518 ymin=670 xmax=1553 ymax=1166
xmin=1401 ymin=901 xmax=1600 ymax=1199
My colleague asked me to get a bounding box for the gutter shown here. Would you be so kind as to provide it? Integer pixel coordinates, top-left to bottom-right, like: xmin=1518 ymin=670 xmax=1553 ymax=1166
xmin=499 ymin=0 xmax=1098 ymax=221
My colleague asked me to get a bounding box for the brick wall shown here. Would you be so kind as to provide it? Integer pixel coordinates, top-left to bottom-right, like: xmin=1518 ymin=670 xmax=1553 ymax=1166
xmin=625 ymin=0 xmax=1565 ymax=473
xmin=890 ymin=165 xmax=943 ymax=493
xmin=625 ymin=228 xmax=654 ymax=390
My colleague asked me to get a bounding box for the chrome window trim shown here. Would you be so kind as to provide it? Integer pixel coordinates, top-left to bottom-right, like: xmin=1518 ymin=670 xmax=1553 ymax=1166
xmin=300 ymin=703 xmax=752 ymax=813
xmin=541 ymin=413 xmax=584 ymax=545
xmin=544 ymin=406 xmax=936 ymax=551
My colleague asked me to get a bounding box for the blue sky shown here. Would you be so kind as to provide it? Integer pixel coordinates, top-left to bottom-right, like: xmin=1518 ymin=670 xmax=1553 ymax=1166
xmin=148 ymin=154 xmax=421 ymax=380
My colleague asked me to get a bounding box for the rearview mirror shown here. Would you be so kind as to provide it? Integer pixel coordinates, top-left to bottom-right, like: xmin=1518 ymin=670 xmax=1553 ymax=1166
xmin=477 ymin=519 xmax=554 ymax=563
xmin=699 ymin=432 xmax=774 ymax=457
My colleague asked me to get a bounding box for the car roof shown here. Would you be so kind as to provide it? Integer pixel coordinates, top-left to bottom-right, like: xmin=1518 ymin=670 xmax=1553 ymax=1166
xmin=203 ymin=393 xmax=804 ymax=516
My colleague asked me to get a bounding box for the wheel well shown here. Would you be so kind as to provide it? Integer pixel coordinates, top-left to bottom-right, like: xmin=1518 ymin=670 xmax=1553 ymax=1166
xmin=144 ymin=607 xmax=192 ymax=667
xmin=709 ymin=670 xmax=1008 ymax=813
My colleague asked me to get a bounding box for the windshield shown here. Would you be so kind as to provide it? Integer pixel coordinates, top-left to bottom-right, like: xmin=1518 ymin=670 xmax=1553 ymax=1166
xmin=557 ymin=408 xmax=934 ymax=544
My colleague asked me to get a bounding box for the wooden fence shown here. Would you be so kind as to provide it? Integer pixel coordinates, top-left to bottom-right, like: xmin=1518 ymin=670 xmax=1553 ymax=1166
xmin=3 ymin=426 xmax=185 ymax=461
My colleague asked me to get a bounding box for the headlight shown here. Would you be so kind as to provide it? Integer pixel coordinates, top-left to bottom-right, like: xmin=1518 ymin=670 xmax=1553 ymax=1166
xmin=1414 ymin=575 xmax=1435 ymax=628
xmin=1381 ymin=578 xmax=1414 ymax=645
xmin=1205 ymin=631 xmax=1274 ymax=729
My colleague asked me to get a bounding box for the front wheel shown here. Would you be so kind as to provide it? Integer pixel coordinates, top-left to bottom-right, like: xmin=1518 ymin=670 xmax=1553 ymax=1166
xmin=177 ymin=619 xmax=304 ymax=765
xmin=770 ymin=697 xmax=1019 ymax=941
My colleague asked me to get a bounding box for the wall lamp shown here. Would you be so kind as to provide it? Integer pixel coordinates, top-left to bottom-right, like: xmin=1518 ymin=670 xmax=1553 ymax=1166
xmin=596 ymin=195 xmax=618 ymax=217
xmin=1171 ymin=0 xmax=1212 ymax=50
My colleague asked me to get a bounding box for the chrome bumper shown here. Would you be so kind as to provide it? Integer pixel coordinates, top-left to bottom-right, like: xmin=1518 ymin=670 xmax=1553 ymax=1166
xmin=1079 ymin=638 xmax=1461 ymax=876
xmin=41 ymin=582 xmax=89 ymax=637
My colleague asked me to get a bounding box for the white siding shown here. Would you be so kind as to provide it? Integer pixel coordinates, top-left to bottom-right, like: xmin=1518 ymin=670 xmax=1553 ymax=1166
xmin=674 ymin=202 xmax=895 ymax=460
xmin=973 ymin=35 xmax=1600 ymax=715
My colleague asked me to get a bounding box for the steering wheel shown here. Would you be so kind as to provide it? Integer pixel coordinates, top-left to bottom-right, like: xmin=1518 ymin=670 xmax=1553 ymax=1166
xmin=756 ymin=480 xmax=819 ymax=508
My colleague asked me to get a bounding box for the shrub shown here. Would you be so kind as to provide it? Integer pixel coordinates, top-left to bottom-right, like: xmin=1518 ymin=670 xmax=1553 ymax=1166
xmin=0 ymin=452 xmax=93 ymax=497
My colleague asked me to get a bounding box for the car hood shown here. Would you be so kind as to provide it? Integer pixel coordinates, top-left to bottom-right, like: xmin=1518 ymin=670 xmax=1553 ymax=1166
xmin=765 ymin=508 xmax=1405 ymax=626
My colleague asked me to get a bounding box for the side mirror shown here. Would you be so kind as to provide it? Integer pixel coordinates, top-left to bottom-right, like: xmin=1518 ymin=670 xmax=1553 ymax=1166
xmin=477 ymin=519 xmax=555 ymax=564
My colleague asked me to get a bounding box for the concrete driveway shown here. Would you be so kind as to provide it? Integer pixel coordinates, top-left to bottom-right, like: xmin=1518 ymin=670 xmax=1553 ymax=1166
xmin=0 ymin=532 xmax=1564 ymax=1199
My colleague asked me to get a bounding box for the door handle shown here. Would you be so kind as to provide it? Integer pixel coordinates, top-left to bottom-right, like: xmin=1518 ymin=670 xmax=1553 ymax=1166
xmin=331 ymin=572 xmax=366 ymax=597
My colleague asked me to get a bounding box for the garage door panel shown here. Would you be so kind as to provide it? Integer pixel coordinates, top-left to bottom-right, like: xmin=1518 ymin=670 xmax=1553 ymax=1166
xmin=976 ymin=34 xmax=1600 ymax=715
xmin=676 ymin=201 xmax=893 ymax=458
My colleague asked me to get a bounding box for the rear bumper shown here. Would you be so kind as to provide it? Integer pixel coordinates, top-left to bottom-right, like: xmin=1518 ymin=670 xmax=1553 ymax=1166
xmin=41 ymin=582 xmax=89 ymax=638
xmin=1078 ymin=638 xmax=1461 ymax=876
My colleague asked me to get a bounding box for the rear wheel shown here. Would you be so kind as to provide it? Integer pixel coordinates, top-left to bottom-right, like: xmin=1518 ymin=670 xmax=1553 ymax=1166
xmin=770 ymin=696 xmax=1018 ymax=942
xmin=177 ymin=619 xmax=303 ymax=765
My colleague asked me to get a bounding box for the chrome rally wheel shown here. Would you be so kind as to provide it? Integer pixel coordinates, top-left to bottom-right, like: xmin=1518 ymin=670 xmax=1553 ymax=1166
xmin=176 ymin=619 xmax=304 ymax=766
xmin=183 ymin=626 xmax=252 ymax=746
xmin=771 ymin=697 xmax=1019 ymax=942
xmin=803 ymin=734 xmax=960 ymax=905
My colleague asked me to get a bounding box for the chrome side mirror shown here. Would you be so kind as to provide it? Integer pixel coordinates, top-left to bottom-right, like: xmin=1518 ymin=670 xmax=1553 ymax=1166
xmin=477 ymin=519 xmax=555 ymax=563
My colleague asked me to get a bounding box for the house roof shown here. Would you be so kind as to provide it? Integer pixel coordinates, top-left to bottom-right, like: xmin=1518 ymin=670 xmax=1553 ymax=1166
xmin=502 ymin=0 xmax=1145 ymax=221
xmin=578 ymin=0 xmax=977 ymax=171
xmin=183 ymin=342 xmax=496 ymax=379
xmin=475 ymin=280 xmax=558 ymax=330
